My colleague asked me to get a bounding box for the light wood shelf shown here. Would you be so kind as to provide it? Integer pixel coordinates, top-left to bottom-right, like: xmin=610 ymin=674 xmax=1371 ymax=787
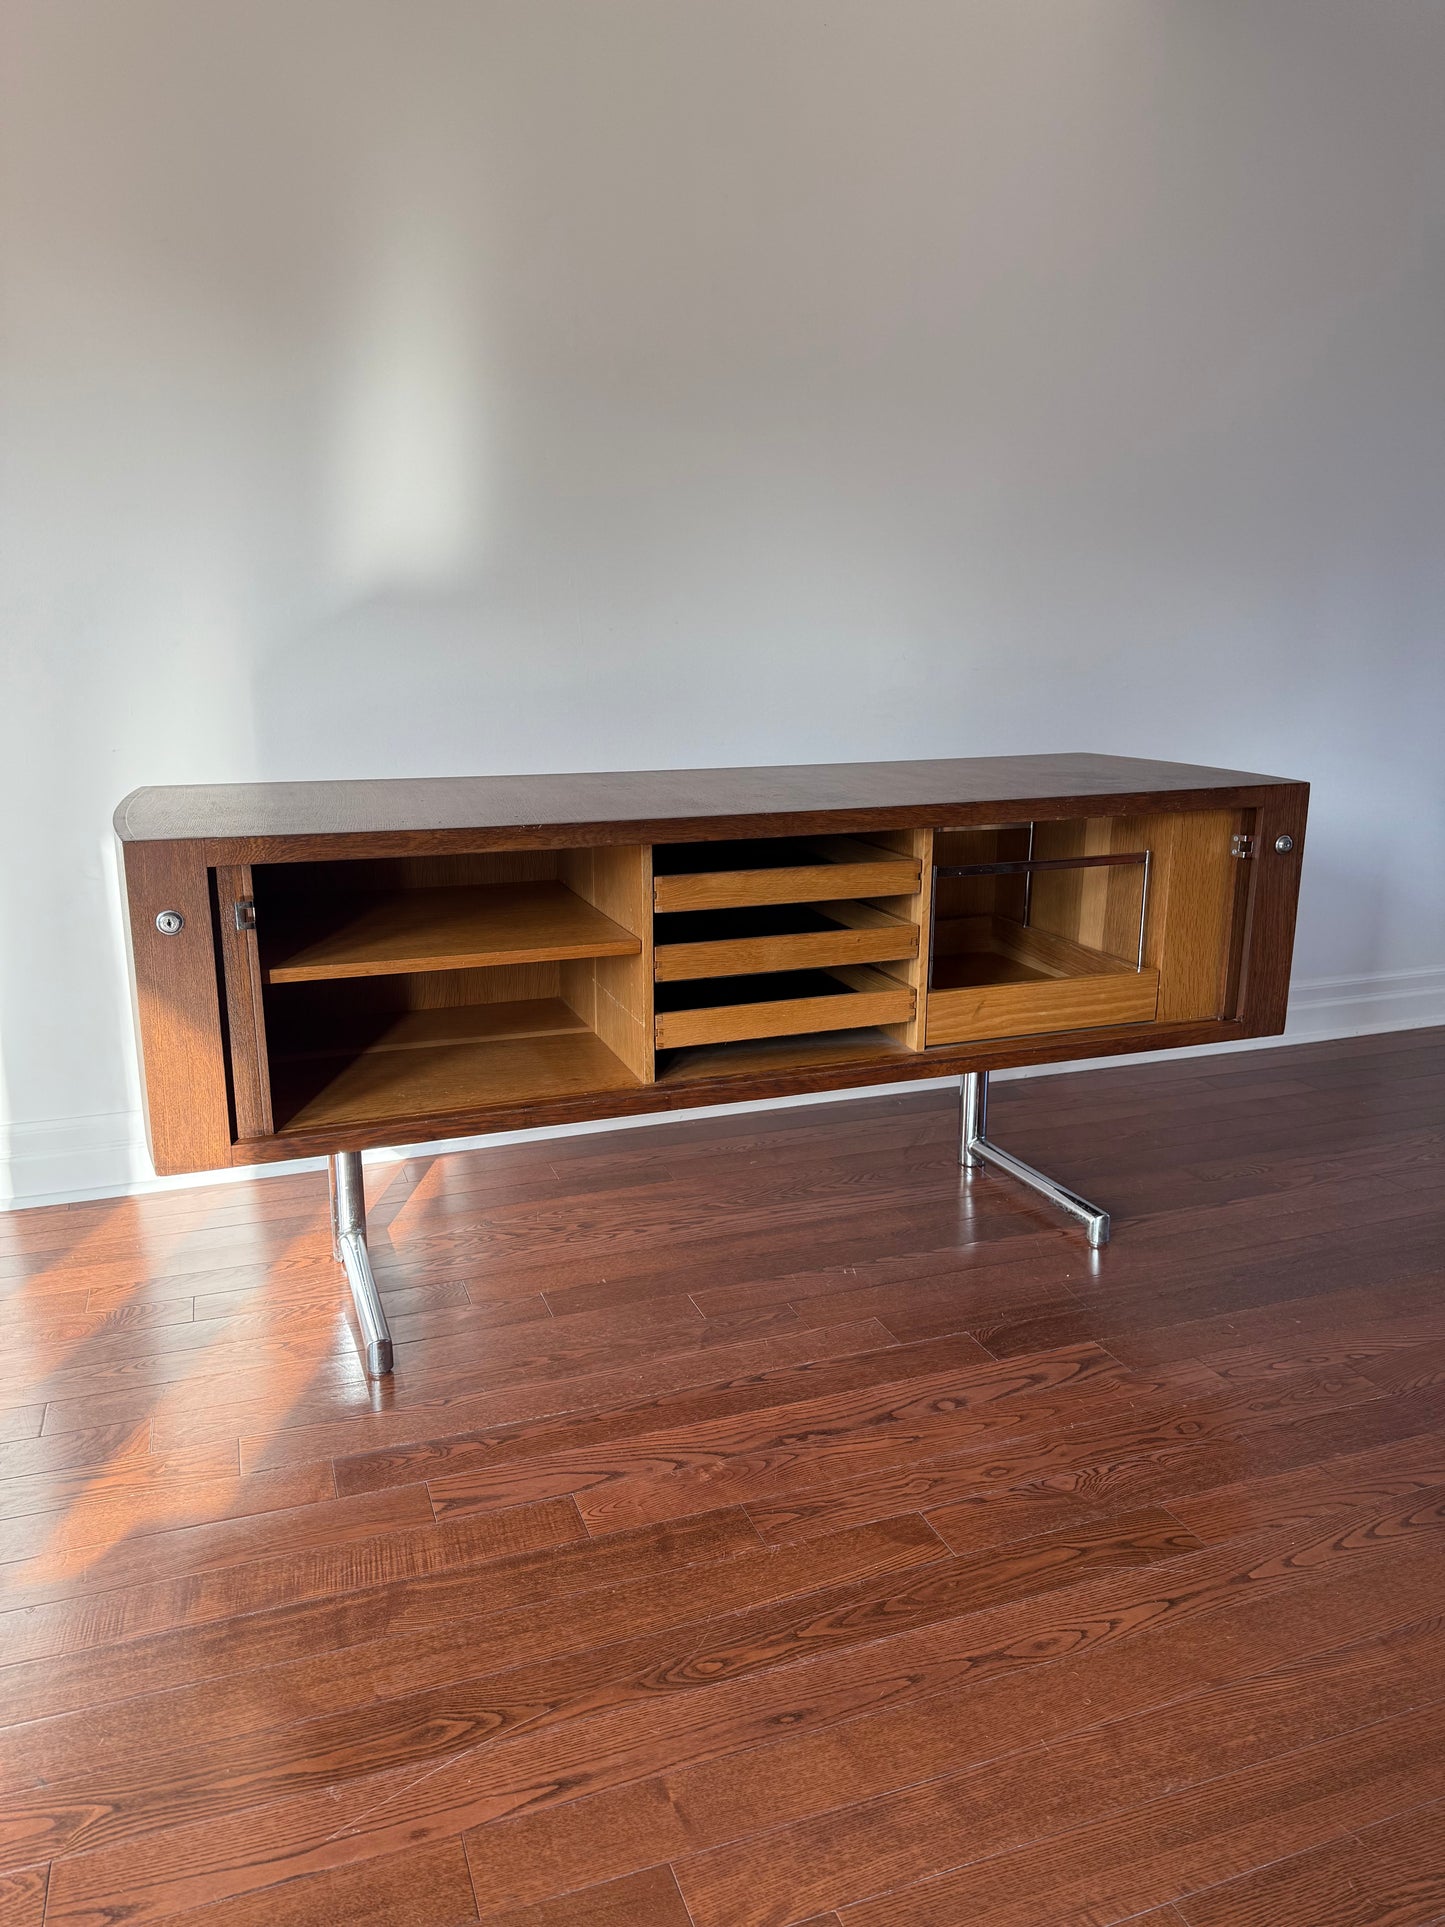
xmin=654 ymin=837 xmax=921 ymax=913
xmin=656 ymin=1026 xmax=915 ymax=1084
xmin=654 ymin=900 xmax=917 ymax=982
xmin=270 ymin=998 xmax=591 ymax=1060
xmin=655 ymin=964 xmax=914 ymax=1050
xmin=271 ymin=998 xmax=640 ymax=1134
xmin=265 ymin=883 xmax=642 ymax=984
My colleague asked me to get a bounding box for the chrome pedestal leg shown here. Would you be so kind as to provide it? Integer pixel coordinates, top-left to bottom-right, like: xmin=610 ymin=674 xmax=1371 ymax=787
xmin=329 ymin=1152 xmax=394 ymax=1377
xmin=959 ymin=1071 xmax=1110 ymax=1248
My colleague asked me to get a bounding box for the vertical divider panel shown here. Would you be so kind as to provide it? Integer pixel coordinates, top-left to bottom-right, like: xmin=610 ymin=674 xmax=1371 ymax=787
xmin=560 ymin=846 xmax=655 ymax=1082
xmin=1233 ymin=785 xmax=1308 ymax=1033
xmin=215 ymin=861 xmax=274 ymax=1138
xmin=871 ymin=826 xmax=932 ymax=1051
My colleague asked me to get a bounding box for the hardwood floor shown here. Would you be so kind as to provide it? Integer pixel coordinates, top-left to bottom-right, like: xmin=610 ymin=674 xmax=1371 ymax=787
xmin=0 ymin=1028 xmax=1442 ymax=1925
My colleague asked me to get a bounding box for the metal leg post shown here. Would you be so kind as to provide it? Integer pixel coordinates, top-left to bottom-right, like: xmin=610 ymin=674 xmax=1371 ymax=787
xmin=329 ymin=1152 xmax=394 ymax=1377
xmin=959 ymin=1071 xmax=1110 ymax=1248
xmin=960 ymin=1068 xmax=988 ymax=1168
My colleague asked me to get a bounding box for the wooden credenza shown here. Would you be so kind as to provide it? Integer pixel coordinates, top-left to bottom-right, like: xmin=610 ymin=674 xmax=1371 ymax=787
xmin=116 ymin=753 xmax=1307 ymax=1178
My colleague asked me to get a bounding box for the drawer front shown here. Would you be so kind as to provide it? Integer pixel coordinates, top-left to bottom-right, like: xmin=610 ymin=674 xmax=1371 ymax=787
xmin=927 ymin=971 xmax=1159 ymax=1047
xmin=655 ymin=921 xmax=917 ymax=983
xmin=656 ymin=970 xmax=915 ymax=1050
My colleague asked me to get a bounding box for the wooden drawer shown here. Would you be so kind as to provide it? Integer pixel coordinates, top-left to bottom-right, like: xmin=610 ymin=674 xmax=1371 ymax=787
xmin=654 ymin=838 xmax=921 ymax=913
xmin=654 ymin=903 xmax=918 ymax=983
xmin=655 ymin=965 xmax=915 ymax=1050
xmin=927 ymin=969 xmax=1159 ymax=1046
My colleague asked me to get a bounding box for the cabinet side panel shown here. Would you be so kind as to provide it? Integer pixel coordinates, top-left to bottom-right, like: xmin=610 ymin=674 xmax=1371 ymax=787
xmin=120 ymin=839 xmax=233 ymax=1174
xmin=1235 ymin=786 xmax=1309 ymax=1034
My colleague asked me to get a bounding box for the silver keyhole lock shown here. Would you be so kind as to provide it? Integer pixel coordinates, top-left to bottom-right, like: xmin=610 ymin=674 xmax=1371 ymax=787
xmin=1274 ymin=835 xmax=1295 ymax=855
xmin=155 ymin=910 xmax=185 ymax=935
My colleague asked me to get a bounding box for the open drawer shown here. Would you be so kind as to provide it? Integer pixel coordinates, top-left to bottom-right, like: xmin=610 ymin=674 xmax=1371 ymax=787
xmin=926 ymin=828 xmax=1160 ymax=1046
xmin=928 ymin=918 xmax=1159 ymax=1044
xmin=655 ymin=965 xmax=914 ymax=1049
xmin=655 ymin=901 xmax=918 ymax=982
xmin=654 ymin=837 xmax=921 ymax=913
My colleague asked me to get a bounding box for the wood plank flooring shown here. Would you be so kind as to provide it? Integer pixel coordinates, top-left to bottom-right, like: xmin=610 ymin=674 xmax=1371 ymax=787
xmin=0 ymin=1027 xmax=1442 ymax=1924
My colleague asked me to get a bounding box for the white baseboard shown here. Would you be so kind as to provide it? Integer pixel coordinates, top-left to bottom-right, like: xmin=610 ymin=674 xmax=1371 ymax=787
xmin=0 ymin=1111 xmax=152 ymax=1210
xmin=1282 ymin=963 xmax=1445 ymax=1039
xmin=4 ymin=965 xmax=1443 ymax=1212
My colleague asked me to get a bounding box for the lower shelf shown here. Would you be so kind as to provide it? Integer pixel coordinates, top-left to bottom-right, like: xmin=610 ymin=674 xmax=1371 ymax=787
xmin=270 ymin=999 xmax=642 ymax=1135
xmin=654 ymin=966 xmax=914 ymax=1050
xmin=655 ymin=1026 xmax=915 ymax=1086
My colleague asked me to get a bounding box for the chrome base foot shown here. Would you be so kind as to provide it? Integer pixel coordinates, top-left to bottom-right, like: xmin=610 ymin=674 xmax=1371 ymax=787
xmin=329 ymin=1152 xmax=394 ymax=1376
xmin=960 ymin=1071 xmax=1110 ymax=1248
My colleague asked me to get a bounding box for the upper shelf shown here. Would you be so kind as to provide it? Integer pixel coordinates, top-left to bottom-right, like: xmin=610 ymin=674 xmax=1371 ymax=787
xmin=264 ymin=882 xmax=642 ymax=984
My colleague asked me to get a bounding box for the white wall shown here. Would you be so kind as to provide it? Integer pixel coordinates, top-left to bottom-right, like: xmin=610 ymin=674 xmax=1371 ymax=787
xmin=3 ymin=0 xmax=1443 ymax=1204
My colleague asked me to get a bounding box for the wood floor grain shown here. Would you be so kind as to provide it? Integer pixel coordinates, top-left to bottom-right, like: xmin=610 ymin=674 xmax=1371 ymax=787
xmin=0 ymin=1029 xmax=1442 ymax=1923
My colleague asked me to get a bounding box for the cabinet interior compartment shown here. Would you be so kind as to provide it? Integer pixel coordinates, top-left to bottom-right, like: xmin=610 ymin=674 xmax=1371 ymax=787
xmin=926 ymin=822 xmax=1160 ymax=1045
xmin=259 ymin=855 xmax=641 ymax=983
xmin=225 ymin=847 xmax=653 ymax=1139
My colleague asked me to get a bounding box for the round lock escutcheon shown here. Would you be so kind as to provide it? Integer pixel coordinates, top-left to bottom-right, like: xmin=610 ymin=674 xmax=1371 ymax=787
xmin=155 ymin=910 xmax=185 ymax=935
xmin=1274 ymin=835 xmax=1295 ymax=855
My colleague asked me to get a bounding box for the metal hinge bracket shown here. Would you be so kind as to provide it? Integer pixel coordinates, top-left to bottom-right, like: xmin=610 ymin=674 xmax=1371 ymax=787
xmin=1230 ymin=834 xmax=1258 ymax=859
xmin=234 ymin=898 xmax=257 ymax=932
